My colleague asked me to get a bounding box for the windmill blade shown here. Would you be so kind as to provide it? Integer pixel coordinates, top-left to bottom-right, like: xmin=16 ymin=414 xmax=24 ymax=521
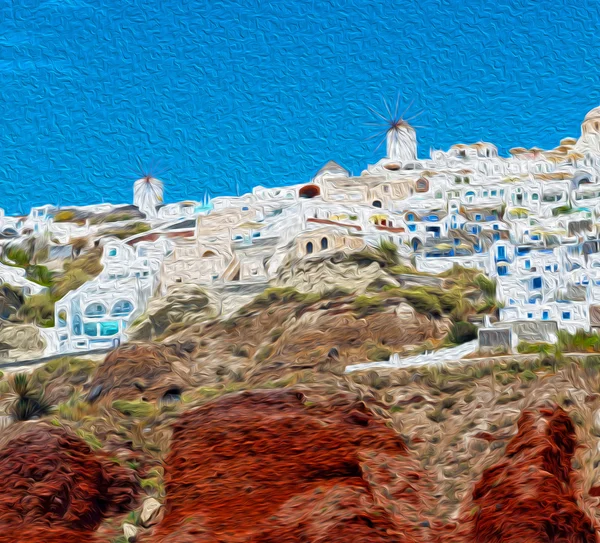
xmin=367 ymin=105 xmax=390 ymax=124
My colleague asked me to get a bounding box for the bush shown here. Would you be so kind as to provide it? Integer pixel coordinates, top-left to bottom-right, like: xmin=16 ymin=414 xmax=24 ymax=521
xmin=474 ymin=274 xmax=496 ymax=298
xmin=19 ymin=292 xmax=55 ymax=327
xmin=249 ymin=287 xmax=318 ymax=310
xmin=366 ymin=343 xmax=392 ymax=362
xmin=558 ymin=330 xmax=600 ymax=352
xmin=3 ymin=246 xmax=31 ymax=267
xmin=518 ymin=341 xmax=553 ymax=355
xmin=352 ymin=295 xmax=385 ymax=317
xmin=448 ymin=321 xmax=478 ymax=344
xmin=27 ymin=264 xmax=54 ymax=287
xmin=376 ymin=239 xmax=400 ymax=265
xmin=112 ymin=400 xmax=155 ymax=418
xmin=399 ymin=288 xmax=442 ymax=317
xmin=8 ymin=373 xmax=53 ymax=421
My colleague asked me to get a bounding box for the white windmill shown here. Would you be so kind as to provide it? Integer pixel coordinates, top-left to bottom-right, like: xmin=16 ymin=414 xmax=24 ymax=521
xmin=367 ymin=95 xmax=422 ymax=164
xmin=133 ymin=160 xmax=165 ymax=219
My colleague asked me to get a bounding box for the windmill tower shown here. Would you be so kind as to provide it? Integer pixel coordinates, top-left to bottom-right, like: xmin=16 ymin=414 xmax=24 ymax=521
xmin=133 ymin=161 xmax=165 ymax=219
xmin=134 ymin=175 xmax=163 ymax=218
xmin=368 ymin=96 xmax=421 ymax=163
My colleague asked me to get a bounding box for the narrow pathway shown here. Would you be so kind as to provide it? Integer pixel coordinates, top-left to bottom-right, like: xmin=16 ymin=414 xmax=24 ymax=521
xmin=345 ymin=340 xmax=479 ymax=373
xmin=0 ymin=348 xmax=110 ymax=373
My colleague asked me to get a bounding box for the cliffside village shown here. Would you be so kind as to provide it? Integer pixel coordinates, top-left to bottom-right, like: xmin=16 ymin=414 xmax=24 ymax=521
xmin=5 ymin=106 xmax=600 ymax=356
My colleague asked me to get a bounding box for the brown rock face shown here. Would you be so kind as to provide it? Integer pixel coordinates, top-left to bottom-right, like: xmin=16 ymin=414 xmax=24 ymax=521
xmin=150 ymin=389 xmax=432 ymax=543
xmin=86 ymin=342 xmax=193 ymax=403
xmin=457 ymin=406 xmax=598 ymax=543
xmin=0 ymin=423 xmax=138 ymax=543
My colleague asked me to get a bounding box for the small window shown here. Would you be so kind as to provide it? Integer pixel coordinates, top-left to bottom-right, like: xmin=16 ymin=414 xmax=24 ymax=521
xmin=406 ymin=213 xmax=415 ymax=221
xmin=498 ymin=265 xmax=508 ymax=276
xmin=111 ymin=300 xmax=133 ymax=317
xmin=84 ymin=322 xmax=98 ymax=337
xmin=84 ymin=303 xmax=106 ymax=318
xmin=73 ymin=315 xmax=82 ymax=335
xmin=321 ymin=237 xmax=329 ymax=250
xmin=306 ymin=241 xmax=314 ymax=255
xmin=562 ymin=311 xmax=571 ymax=320
xmin=408 ymin=224 xmax=416 ymax=232
xmin=527 ymin=312 xmax=533 ymax=319
xmin=531 ymin=193 xmax=539 ymax=201
xmin=108 ymin=248 xmax=117 ymax=257
xmin=542 ymin=310 xmax=549 ymax=320
xmin=491 ymin=190 xmax=497 ymax=196
xmin=525 ymin=260 xmax=531 ymax=270
xmin=58 ymin=310 xmax=67 ymax=328
xmin=100 ymin=321 xmax=119 ymax=336
xmin=532 ymin=277 xmax=542 ymax=289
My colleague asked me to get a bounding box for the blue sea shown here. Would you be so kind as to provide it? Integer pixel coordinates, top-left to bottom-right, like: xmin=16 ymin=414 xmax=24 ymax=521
xmin=1 ymin=0 xmax=600 ymax=215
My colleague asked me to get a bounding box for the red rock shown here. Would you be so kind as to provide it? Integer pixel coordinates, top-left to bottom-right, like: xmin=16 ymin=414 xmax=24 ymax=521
xmin=0 ymin=423 xmax=138 ymax=543
xmin=458 ymin=406 xmax=598 ymax=543
xmin=149 ymin=389 xmax=433 ymax=543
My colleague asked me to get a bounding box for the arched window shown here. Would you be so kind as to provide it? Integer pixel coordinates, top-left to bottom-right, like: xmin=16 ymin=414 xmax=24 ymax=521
xmin=321 ymin=237 xmax=329 ymax=250
xmin=111 ymin=300 xmax=134 ymax=317
xmin=306 ymin=241 xmax=314 ymax=254
xmin=58 ymin=310 xmax=67 ymax=328
xmin=202 ymin=250 xmax=217 ymax=257
xmin=372 ymin=200 xmax=382 ymax=208
xmin=299 ymin=185 xmax=320 ymax=199
xmin=84 ymin=303 xmax=106 ymax=318
xmin=72 ymin=315 xmax=82 ymax=335
xmin=416 ymin=178 xmax=429 ymax=192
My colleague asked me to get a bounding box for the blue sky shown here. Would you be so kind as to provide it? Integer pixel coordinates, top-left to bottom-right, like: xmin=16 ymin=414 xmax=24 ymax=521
xmin=1 ymin=0 xmax=599 ymax=214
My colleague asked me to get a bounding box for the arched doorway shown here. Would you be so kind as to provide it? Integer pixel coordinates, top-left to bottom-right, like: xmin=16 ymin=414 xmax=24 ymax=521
xmin=306 ymin=241 xmax=314 ymax=254
xmin=321 ymin=237 xmax=328 ymax=250
xmin=372 ymin=200 xmax=382 ymax=208
xmin=299 ymin=185 xmax=320 ymax=199
xmin=412 ymin=238 xmax=423 ymax=252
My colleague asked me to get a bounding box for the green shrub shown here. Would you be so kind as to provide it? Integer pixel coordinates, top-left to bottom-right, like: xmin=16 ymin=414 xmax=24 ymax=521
xmin=352 ymin=295 xmax=385 ymax=317
xmin=558 ymin=330 xmax=600 ymax=352
xmin=27 ymin=264 xmax=54 ymax=287
xmin=366 ymin=343 xmax=392 ymax=362
xmin=3 ymin=246 xmax=31 ymax=267
xmin=19 ymin=292 xmax=55 ymax=327
xmin=112 ymin=400 xmax=155 ymax=418
xmin=474 ymin=274 xmax=496 ymax=298
xmin=8 ymin=373 xmax=53 ymax=421
xmin=400 ymin=288 xmax=442 ymax=317
xmin=448 ymin=321 xmax=478 ymax=344
xmin=376 ymin=239 xmax=399 ymax=265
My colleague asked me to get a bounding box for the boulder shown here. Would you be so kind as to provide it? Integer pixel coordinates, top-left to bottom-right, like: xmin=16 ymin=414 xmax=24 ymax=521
xmin=140 ymin=497 xmax=163 ymax=527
